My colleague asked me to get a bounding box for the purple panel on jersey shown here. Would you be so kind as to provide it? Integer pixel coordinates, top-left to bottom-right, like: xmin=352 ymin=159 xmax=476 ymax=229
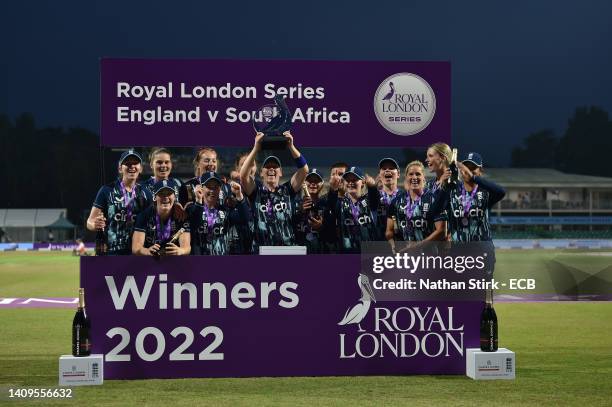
xmin=100 ymin=59 xmax=451 ymax=147
xmin=81 ymin=255 xmax=480 ymax=379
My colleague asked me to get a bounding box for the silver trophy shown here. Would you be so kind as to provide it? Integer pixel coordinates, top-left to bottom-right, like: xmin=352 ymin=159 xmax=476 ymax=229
xmin=252 ymin=95 xmax=292 ymax=150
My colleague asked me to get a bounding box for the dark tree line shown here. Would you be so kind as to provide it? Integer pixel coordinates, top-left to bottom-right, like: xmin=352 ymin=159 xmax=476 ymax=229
xmin=512 ymin=106 xmax=612 ymax=176
xmin=0 ymin=113 xmax=101 ymax=226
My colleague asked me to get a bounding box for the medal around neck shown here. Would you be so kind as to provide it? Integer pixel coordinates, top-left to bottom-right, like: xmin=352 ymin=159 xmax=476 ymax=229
xmin=252 ymin=95 xmax=293 ymax=150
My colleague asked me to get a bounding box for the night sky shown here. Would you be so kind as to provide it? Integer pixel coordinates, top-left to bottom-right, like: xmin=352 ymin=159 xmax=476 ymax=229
xmin=2 ymin=1 xmax=611 ymax=166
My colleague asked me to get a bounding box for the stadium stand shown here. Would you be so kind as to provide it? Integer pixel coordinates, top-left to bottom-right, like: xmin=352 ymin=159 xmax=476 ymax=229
xmin=0 ymin=209 xmax=75 ymax=243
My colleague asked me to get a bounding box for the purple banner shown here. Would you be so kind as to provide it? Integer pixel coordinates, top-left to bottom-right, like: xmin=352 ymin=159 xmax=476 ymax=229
xmin=81 ymin=255 xmax=479 ymax=379
xmin=100 ymin=59 xmax=450 ymax=147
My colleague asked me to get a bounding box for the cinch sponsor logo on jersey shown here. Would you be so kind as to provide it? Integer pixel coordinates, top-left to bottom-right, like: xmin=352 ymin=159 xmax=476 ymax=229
xmin=373 ymin=73 xmax=436 ymax=137
xmin=344 ymin=214 xmax=373 ymax=226
xmin=399 ymin=218 xmax=428 ymax=229
xmin=198 ymin=225 xmax=225 ymax=236
xmin=258 ymin=201 xmax=288 ymax=213
xmin=113 ymin=211 xmax=136 ymax=222
xmin=452 ymin=207 xmax=484 ymax=219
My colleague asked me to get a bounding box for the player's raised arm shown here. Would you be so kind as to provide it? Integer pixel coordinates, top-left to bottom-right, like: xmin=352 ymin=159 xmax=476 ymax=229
xmin=240 ymin=132 xmax=264 ymax=197
xmin=285 ymin=131 xmax=309 ymax=193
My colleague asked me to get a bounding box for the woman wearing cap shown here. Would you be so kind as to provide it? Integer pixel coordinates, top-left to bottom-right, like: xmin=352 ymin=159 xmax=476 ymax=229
xmin=328 ymin=166 xmax=379 ymax=253
xmin=190 ymin=172 xmax=251 ymax=255
xmin=431 ymin=152 xmax=505 ymax=243
xmin=132 ymin=180 xmax=191 ymax=256
xmin=240 ymin=131 xmax=308 ymax=248
xmin=140 ymin=148 xmax=182 ymax=197
xmin=294 ymin=168 xmax=333 ymax=253
xmin=385 ymin=161 xmax=447 ymax=253
xmin=86 ymin=149 xmax=153 ymax=255
xmin=179 ymin=147 xmax=231 ymax=208
xmin=375 ymin=158 xmax=401 ymax=239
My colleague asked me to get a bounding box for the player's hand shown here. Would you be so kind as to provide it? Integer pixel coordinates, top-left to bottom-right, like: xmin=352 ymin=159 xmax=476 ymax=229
xmin=308 ymin=214 xmax=322 ymax=231
xmin=283 ymin=131 xmax=294 ymax=148
xmin=254 ymin=132 xmax=265 ymax=151
xmin=94 ymin=214 xmax=107 ymax=231
xmin=439 ymin=168 xmax=452 ymax=184
xmin=148 ymin=244 xmax=161 ymax=256
xmin=457 ymin=162 xmax=473 ymax=182
xmin=164 ymin=242 xmax=181 ymax=256
xmin=194 ymin=184 xmax=204 ymax=204
xmin=300 ymin=197 xmax=313 ymax=212
xmin=230 ymin=181 xmax=244 ymax=201
xmin=364 ymin=174 xmax=377 ymax=188
xmin=329 ymin=176 xmax=340 ymax=192
xmin=375 ymin=174 xmax=383 ymax=188
xmin=338 ymin=179 xmax=346 ymax=197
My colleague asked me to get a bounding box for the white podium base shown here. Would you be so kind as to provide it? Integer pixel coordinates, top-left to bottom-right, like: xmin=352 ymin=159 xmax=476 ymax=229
xmin=259 ymin=246 xmax=307 ymax=255
xmin=59 ymin=354 xmax=104 ymax=386
xmin=466 ymin=348 xmax=515 ymax=380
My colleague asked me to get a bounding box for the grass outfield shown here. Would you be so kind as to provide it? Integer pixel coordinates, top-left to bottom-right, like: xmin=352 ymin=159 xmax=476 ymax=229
xmin=1 ymin=252 xmax=612 ymax=406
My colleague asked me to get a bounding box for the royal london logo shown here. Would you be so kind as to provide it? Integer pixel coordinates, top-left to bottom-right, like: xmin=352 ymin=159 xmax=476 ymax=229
xmin=373 ymin=73 xmax=436 ymax=136
xmin=338 ymin=274 xmax=376 ymax=332
xmin=337 ymin=274 xmax=465 ymax=359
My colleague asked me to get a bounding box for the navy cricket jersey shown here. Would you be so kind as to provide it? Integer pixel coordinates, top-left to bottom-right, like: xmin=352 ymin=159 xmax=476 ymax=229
xmin=329 ymin=186 xmax=380 ymax=253
xmin=375 ymin=188 xmax=401 ymax=239
xmin=189 ymin=200 xmax=251 ymax=255
xmin=93 ymin=180 xmax=153 ymax=255
xmin=249 ymin=180 xmax=297 ymax=247
xmin=387 ymin=190 xmax=447 ymax=241
xmin=140 ymin=177 xmax=182 ymax=196
xmin=293 ymin=195 xmax=333 ymax=254
xmin=226 ymin=196 xmax=255 ymax=255
xmin=133 ymin=206 xmax=190 ymax=248
xmin=432 ymin=176 xmax=505 ymax=242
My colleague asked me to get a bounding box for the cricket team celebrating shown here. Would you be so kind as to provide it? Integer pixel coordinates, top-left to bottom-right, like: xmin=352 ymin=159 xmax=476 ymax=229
xmin=86 ymin=132 xmax=506 ymax=256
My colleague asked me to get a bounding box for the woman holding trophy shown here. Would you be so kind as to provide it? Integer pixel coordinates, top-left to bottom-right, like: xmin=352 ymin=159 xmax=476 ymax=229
xmin=132 ymin=179 xmax=191 ymax=256
xmin=240 ymin=124 xmax=309 ymax=249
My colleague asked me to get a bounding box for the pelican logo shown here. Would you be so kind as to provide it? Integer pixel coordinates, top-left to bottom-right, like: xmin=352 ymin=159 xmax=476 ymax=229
xmin=373 ymin=73 xmax=436 ymax=136
xmin=338 ymin=274 xmax=376 ymax=332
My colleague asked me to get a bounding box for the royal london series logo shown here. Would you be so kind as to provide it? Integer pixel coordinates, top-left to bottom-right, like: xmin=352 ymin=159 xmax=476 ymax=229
xmin=373 ymin=73 xmax=436 ymax=136
xmin=337 ymin=274 xmax=465 ymax=359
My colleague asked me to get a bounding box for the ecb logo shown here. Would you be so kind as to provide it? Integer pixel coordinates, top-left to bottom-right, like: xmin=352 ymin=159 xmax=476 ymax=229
xmin=373 ymin=73 xmax=436 ymax=136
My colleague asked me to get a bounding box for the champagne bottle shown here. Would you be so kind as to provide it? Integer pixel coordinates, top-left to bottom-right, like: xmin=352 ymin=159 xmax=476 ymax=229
xmin=480 ymin=288 xmax=498 ymax=352
xmin=95 ymin=230 xmax=107 ymax=256
xmin=157 ymin=228 xmax=186 ymax=257
xmin=302 ymin=183 xmax=311 ymax=199
xmin=72 ymin=288 xmax=91 ymax=357
xmin=448 ymin=148 xmax=459 ymax=186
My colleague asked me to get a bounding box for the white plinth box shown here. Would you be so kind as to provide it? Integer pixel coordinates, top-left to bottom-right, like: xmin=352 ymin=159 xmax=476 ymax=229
xmin=466 ymin=348 xmax=515 ymax=380
xmin=259 ymin=246 xmax=307 ymax=255
xmin=59 ymin=354 xmax=104 ymax=386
